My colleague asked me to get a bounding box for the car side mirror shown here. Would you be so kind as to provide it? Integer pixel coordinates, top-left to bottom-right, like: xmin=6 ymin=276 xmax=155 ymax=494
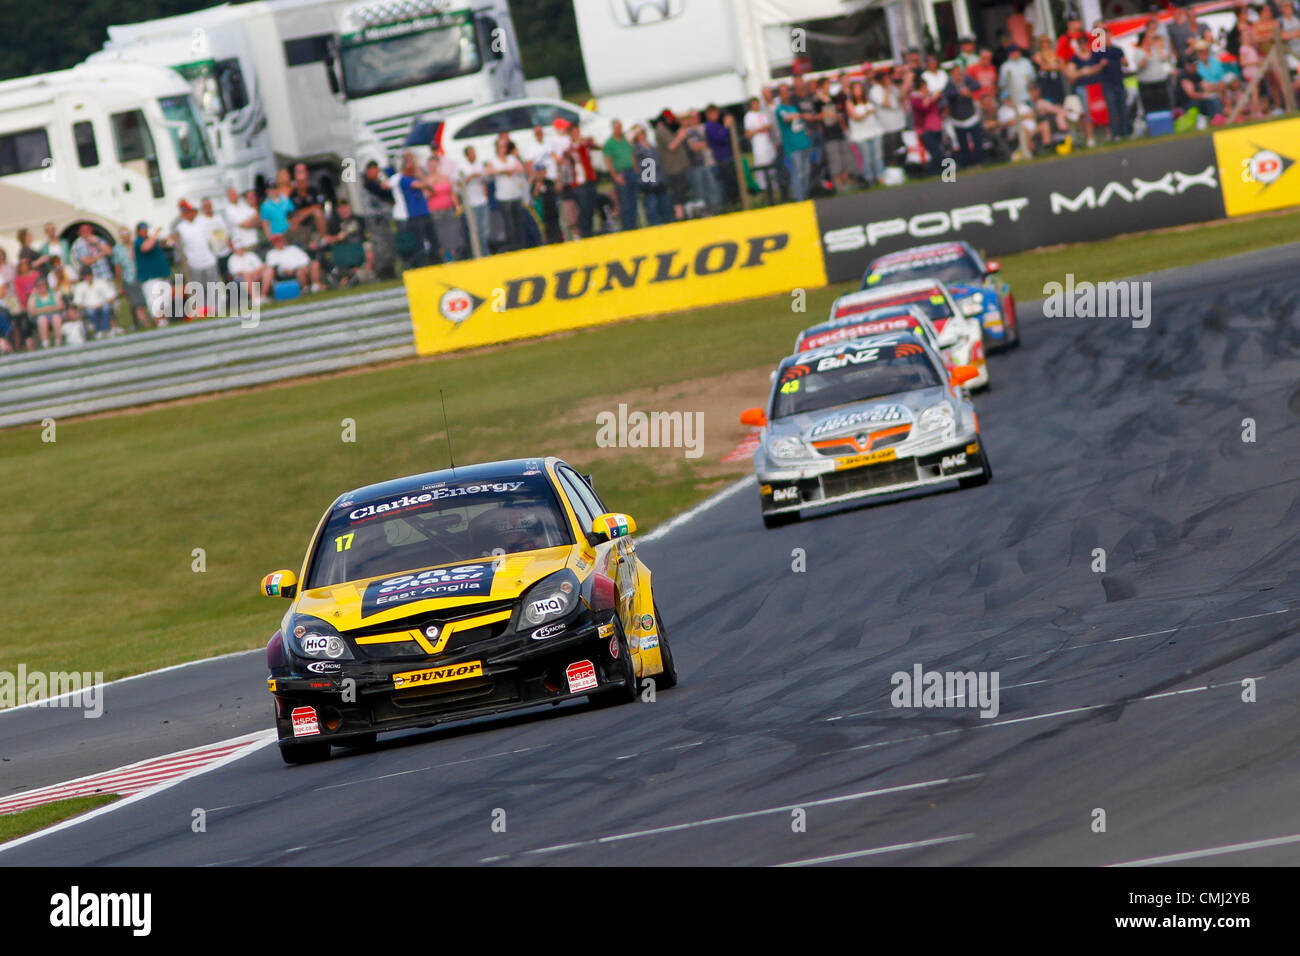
xmin=985 ymin=259 xmax=1001 ymax=274
xmin=591 ymin=513 xmax=637 ymax=541
xmin=262 ymin=569 xmax=298 ymax=599
xmin=950 ymin=365 xmax=978 ymax=386
xmin=740 ymin=407 xmax=768 ymax=427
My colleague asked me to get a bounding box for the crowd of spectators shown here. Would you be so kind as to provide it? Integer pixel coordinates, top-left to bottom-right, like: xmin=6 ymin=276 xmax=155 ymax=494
xmin=3 ymin=3 xmax=1298 ymax=354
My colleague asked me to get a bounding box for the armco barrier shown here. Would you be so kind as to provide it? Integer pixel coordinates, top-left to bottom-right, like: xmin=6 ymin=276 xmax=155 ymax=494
xmin=403 ymin=202 xmax=827 ymax=356
xmin=0 ymin=288 xmax=414 ymax=428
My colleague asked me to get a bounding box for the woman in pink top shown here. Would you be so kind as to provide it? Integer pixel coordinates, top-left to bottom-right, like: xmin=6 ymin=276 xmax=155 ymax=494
xmin=425 ymin=151 xmax=461 ymax=261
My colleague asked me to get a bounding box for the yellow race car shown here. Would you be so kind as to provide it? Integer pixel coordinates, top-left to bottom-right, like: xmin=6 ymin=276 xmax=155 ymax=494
xmin=261 ymin=457 xmax=676 ymax=764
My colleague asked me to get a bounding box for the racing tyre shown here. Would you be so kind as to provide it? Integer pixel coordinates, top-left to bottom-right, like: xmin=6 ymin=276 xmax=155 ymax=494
xmin=280 ymin=740 xmax=330 ymax=765
xmin=958 ymin=449 xmax=993 ymax=488
xmin=650 ymin=603 xmax=678 ymax=690
xmin=762 ymin=510 xmax=799 ymax=529
xmin=591 ymin=618 xmax=638 ymax=706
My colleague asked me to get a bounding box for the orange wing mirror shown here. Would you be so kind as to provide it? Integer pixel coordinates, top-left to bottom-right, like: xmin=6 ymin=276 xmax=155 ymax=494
xmin=950 ymin=365 xmax=978 ymax=386
xmin=740 ymin=407 xmax=768 ymax=427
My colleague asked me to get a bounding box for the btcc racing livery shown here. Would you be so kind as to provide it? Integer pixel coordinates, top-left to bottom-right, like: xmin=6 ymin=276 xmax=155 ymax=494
xmin=795 ymin=304 xmax=942 ymax=358
xmin=260 ymin=458 xmax=676 ymax=764
xmin=862 ymin=241 xmax=1019 ymax=349
xmin=741 ymin=332 xmax=992 ymax=528
xmin=829 ymin=278 xmax=989 ymax=390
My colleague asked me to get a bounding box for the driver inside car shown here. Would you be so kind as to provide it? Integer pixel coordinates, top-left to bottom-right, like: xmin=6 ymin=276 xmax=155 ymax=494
xmin=469 ymin=505 xmax=551 ymax=556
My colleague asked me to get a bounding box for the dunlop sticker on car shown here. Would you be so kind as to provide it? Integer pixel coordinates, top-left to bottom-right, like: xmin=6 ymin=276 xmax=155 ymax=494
xmin=393 ymin=661 xmax=484 ymax=689
xmin=834 ymin=447 xmax=898 ymax=471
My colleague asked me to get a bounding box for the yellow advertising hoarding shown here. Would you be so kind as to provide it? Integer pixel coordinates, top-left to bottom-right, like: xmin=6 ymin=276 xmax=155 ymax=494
xmin=404 ymin=202 xmax=827 ymax=356
xmin=1213 ymin=116 xmax=1300 ymax=217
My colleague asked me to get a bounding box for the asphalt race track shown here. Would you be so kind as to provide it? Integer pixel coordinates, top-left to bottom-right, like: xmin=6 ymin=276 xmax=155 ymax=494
xmin=4 ymin=243 xmax=1299 ymax=866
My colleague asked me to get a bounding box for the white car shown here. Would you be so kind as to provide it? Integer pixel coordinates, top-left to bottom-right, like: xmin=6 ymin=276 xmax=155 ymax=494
xmin=402 ymin=96 xmax=614 ymax=172
xmin=826 ymin=279 xmax=989 ymax=390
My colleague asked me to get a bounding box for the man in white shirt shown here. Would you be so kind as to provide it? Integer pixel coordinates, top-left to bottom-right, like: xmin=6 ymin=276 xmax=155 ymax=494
xmin=265 ymin=232 xmax=321 ymax=294
xmin=518 ymin=125 xmax=561 ymax=183
xmin=223 ymin=187 xmax=263 ymax=255
xmin=458 ymin=145 xmax=492 ymax=258
xmin=743 ymin=96 xmax=778 ymax=197
xmin=921 ymin=54 xmax=949 ymax=94
xmin=72 ymin=268 xmax=120 ymax=338
xmin=173 ymin=199 xmax=220 ymax=286
xmin=227 ymin=240 xmax=273 ymax=305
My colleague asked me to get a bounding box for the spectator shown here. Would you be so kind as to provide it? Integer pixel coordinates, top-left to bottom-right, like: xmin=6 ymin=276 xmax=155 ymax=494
xmin=563 ymin=123 xmax=599 ymax=237
xmin=27 ymin=274 xmax=63 ymax=348
xmin=1281 ymin=1 xmax=1300 ymax=64
xmin=1191 ymin=39 xmax=1231 ymax=117
xmin=910 ymin=75 xmax=946 ymax=175
xmin=457 ymin=146 xmax=492 ymax=256
xmin=397 ymin=149 xmax=440 ymax=268
xmin=199 ymin=197 xmax=231 ymax=279
xmin=0 ymin=249 xmax=15 ymax=354
xmin=1006 ymin=1 xmax=1034 ymax=52
xmin=968 ymin=48 xmax=999 ymax=103
xmin=174 ymin=199 xmax=222 ymax=291
xmin=1132 ymin=30 xmax=1175 ymax=115
xmin=1168 ymin=7 xmax=1196 ymax=66
xmin=683 ymin=109 xmax=720 ymax=214
xmin=16 ymin=228 xmax=40 ymax=267
xmin=323 ymin=199 xmax=374 ymax=283
xmin=227 ymin=239 xmax=272 ymax=304
xmin=630 ymin=125 xmax=673 ymax=226
xmin=1178 ymin=44 xmax=1225 ymax=119
xmin=520 ymin=125 xmax=561 ymax=185
xmin=704 ymin=105 xmax=740 ymax=204
xmin=1066 ymin=34 xmax=1102 ymax=146
xmin=745 ymin=95 xmax=780 ymax=199
xmin=73 ymin=267 xmax=118 ymax=339
xmin=874 ymin=66 xmax=909 ymax=172
xmin=425 ymin=151 xmax=461 ymax=260
xmin=944 ymin=65 xmax=985 ymax=167
xmin=955 ymin=35 xmax=980 ymax=69
xmin=760 ymin=86 xmax=788 ymax=199
xmin=815 ymin=86 xmax=853 ymax=190
xmin=653 ymin=110 xmax=691 ymax=221
xmin=134 ymin=222 xmax=174 ymax=326
xmin=921 ymin=53 xmax=948 ymax=94
xmin=62 ymin=305 xmax=88 ymax=347
xmin=999 ymin=44 xmax=1036 ymax=105
xmin=360 ymin=161 xmax=397 ymax=276
xmin=488 ymin=137 xmax=532 ymax=251
xmin=1089 ymin=26 xmax=1131 ymax=139
xmin=531 ymin=164 xmax=563 ymax=245
xmin=997 ymin=92 xmax=1037 ymax=160
xmin=775 ymin=85 xmax=814 ymax=200
xmin=47 ymin=254 xmax=77 ymax=308
xmin=10 ymin=258 xmax=39 ymax=349
xmin=34 ymin=222 xmax=69 ymax=270
xmin=845 ymin=80 xmax=883 ymax=186
xmin=902 ymin=48 xmax=925 ymax=86
xmin=70 ymin=224 xmax=113 ymax=281
xmin=265 ymin=232 xmax=322 ymax=292
xmin=222 ymin=187 xmax=262 ymax=257
xmin=259 ymin=182 xmax=294 ymax=240
xmin=287 ymin=163 xmax=328 ymax=254
xmin=110 ymin=227 xmax=148 ymax=330
xmin=603 ymin=120 xmax=640 ymax=231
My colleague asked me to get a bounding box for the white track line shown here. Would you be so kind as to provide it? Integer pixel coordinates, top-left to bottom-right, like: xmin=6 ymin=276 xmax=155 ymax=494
xmin=1004 ymin=609 xmax=1290 ymax=662
xmin=1110 ymin=832 xmax=1300 ymax=867
xmin=639 ymin=476 xmax=752 ymax=543
xmin=0 ymin=648 xmax=260 ymax=714
xmin=0 ymin=729 xmax=276 ymax=854
xmin=479 ymin=773 xmax=981 ymax=862
xmin=777 ymin=833 xmax=975 ymax=866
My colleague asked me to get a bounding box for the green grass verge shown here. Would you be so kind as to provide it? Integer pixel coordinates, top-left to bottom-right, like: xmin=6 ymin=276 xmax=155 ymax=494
xmin=0 ymin=795 xmax=120 ymax=843
xmin=3 ymin=208 xmax=1298 ymax=686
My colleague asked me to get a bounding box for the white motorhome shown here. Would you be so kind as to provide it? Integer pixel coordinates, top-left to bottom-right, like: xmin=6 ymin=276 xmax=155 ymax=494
xmin=0 ymin=62 xmax=224 ymax=248
xmin=91 ymin=0 xmax=526 ymax=203
xmin=91 ymin=3 xmax=279 ymax=193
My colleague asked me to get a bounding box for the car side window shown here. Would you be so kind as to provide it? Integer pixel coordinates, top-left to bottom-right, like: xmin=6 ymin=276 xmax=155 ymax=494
xmin=556 ymin=470 xmax=596 ymax=534
xmin=457 ymin=107 xmax=533 ymax=139
xmin=560 ymin=467 xmax=607 ymax=521
xmin=529 ymin=104 xmax=580 ymax=129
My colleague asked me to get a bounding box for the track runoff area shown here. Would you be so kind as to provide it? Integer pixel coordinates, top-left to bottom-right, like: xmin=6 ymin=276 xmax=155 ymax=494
xmin=7 ymin=131 xmax=1300 ymax=935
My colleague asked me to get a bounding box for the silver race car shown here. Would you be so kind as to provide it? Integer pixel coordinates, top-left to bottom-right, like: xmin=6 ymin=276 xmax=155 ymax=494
xmin=741 ymin=332 xmax=992 ymax=528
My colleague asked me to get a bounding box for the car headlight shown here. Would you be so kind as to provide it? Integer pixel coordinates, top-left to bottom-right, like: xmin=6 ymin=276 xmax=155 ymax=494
xmin=287 ymin=616 xmax=354 ymax=660
xmin=769 ymin=436 xmax=806 ymax=460
xmin=960 ymin=296 xmax=983 ymax=316
xmin=520 ymin=570 xmax=580 ymax=626
xmin=918 ymin=401 xmax=954 ymax=431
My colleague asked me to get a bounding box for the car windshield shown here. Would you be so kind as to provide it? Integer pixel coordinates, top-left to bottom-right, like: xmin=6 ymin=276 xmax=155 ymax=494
xmin=157 ymin=95 xmax=215 ymax=169
xmin=305 ymin=474 xmax=572 ymax=588
xmin=835 ymin=288 xmax=953 ymax=324
xmin=864 ymin=249 xmax=981 ymax=286
xmin=341 ymin=19 xmax=480 ymax=99
xmin=772 ymin=342 xmax=941 ymax=419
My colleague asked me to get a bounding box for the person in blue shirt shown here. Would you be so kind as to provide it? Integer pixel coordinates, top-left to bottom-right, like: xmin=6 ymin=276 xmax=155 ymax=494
xmin=775 ymin=85 xmax=814 ymax=202
xmin=259 ymin=183 xmax=295 ymax=239
xmin=1089 ymin=25 xmax=1131 ymax=139
xmin=397 ymin=150 xmax=440 ymax=268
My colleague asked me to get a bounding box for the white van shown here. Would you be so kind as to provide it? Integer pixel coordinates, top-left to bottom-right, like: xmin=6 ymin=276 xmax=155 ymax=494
xmin=0 ymin=62 xmax=225 ymax=248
